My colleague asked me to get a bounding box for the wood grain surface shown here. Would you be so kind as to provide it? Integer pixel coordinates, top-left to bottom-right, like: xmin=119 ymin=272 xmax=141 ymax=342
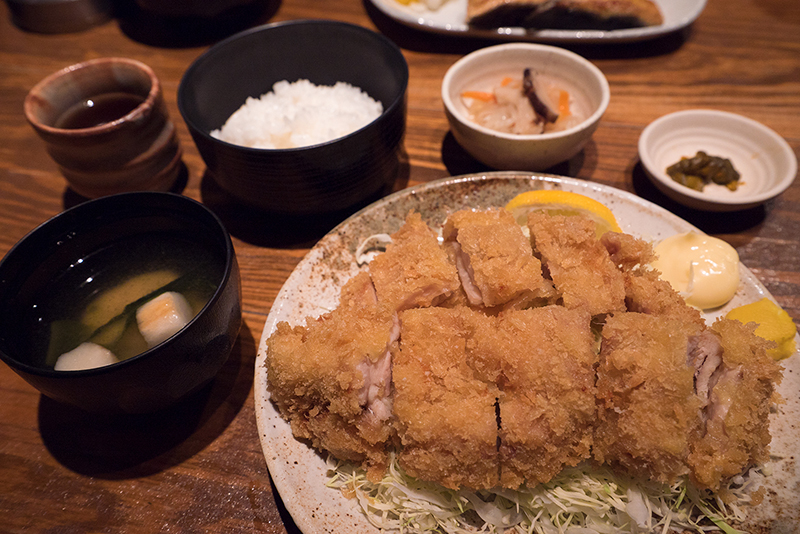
xmin=0 ymin=0 xmax=798 ymax=532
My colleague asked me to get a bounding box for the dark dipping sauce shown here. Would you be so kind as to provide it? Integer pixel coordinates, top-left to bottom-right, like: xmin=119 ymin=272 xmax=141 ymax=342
xmin=54 ymin=92 xmax=145 ymax=129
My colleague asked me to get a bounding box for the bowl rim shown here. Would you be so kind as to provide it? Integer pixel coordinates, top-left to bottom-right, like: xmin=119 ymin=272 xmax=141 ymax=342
xmin=23 ymin=57 xmax=161 ymax=137
xmin=0 ymin=191 xmax=236 ymax=377
xmin=441 ymin=42 xmax=610 ymax=141
xmin=177 ymin=18 xmax=409 ymax=154
xmin=638 ymin=108 xmax=798 ymax=208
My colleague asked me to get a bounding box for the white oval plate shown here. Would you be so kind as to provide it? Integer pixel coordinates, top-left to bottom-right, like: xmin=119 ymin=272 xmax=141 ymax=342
xmin=368 ymin=0 xmax=707 ymax=44
xmin=254 ymin=172 xmax=799 ymax=534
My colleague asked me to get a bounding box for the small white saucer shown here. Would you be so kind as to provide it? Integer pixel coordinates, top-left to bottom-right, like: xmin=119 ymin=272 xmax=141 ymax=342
xmin=638 ymin=109 xmax=797 ymax=211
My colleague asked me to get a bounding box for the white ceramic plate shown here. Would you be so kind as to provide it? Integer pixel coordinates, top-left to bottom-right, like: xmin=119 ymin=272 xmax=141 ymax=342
xmin=638 ymin=109 xmax=798 ymax=212
xmin=254 ymin=172 xmax=799 ymax=534
xmin=368 ymin=0 xmax=707 ymax=43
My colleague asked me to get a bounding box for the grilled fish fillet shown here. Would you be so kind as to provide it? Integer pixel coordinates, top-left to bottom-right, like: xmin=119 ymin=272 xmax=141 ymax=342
xmin=468 ymin=0 xmax=663 ymax=30
xmin=468 ymin=0 xmax=552 ymax=29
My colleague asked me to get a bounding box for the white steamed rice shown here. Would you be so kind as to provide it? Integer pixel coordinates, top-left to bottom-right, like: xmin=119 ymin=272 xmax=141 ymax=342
xmin=210 ymin=79 xmax=383 ymax=149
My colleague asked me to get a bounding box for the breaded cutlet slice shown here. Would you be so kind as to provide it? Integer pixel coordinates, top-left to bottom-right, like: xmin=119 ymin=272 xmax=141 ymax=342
xmin=475 ymin=306 xmax=596 ymax=488
xmin=600 ymin=228 xmax=705 ymax=327
xmin=623 ymin=269 xmax=706 ymax=327
xmin=527 ymin=212 xmax=625 ymax=317
xmin=600 ymin=231 xmax=655 ymax=273
xmin=393 ymin=306 xmax=500 ymax=490
xmin=594 ymin=312 xmax=704 ymax=484
xmin=369 ymin=211 xmax=460 ymax=315
xmin=442 ymin=209 xmax=547 ymax=309
xmin=688 ymin=317 xmax=782 ymax=493
xmin=266 ymin=272 xmax=397 ymax=480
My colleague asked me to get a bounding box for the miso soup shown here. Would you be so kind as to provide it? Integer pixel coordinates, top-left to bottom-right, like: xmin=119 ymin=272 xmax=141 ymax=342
xmin=24 ymin=232 xmax=223 ymax=369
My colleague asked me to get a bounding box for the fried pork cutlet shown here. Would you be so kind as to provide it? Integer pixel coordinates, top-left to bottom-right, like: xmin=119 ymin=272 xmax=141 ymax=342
xmin=435 ymin=241 xmax=474 ymax=310
xmin=528 ymin=212 xmax=625 ymax=317
xmin=594 ymin=312 xmax=705 ymax=484
xmin=601 ymin=231 xmax=655 ymax=273
xmin=266 ymin=206 xmax=784 ymax=500
xmin=393 ymin=307 xmax=500 ymax=490
xmin=481 ymin=306 xmax=597 ymax=488
xmin=688 ymin=318 xmax=782 ymax=493
xmin=600 ymin=230 xmax=705 ymax=327
xmin=443 ymin=208 xmax=547 ymax=309
xmin=266 ymin=272 xmax=397 ymax=480
xmin=368 ymin=211 xmax=460 ymax=316
xmin=624 ymin=269 xmax=706 ymax=327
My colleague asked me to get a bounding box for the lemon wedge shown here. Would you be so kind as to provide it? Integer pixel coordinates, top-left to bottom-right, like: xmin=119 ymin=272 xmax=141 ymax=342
xmin=504 ymin=190 xmax=622 ymax=238
xmin=726 ymin=297 xmax=798 ymax=360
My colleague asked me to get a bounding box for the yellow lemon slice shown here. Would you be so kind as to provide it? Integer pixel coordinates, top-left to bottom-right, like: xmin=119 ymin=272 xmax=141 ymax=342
xmin=504 ymin=190 xmax=622 ymax=238
xmin=726 ymin=297 xmax=798 ymax=360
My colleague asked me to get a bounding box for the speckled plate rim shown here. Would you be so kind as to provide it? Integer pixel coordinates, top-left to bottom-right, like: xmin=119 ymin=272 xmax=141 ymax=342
xmin=254 ymin=172 xmax=799 ymax=534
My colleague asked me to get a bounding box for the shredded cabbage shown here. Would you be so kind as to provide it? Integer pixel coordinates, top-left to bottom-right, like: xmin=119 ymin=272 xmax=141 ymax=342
xmin=356 ymin=234 xmax=393 ymax=266
xmin=326 ymin=454 xmax=757 ymax=534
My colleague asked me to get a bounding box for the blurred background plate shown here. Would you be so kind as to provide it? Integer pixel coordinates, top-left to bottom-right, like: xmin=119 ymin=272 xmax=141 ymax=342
xmin=368 ymin=0 xmax=706 ymax=43
xmin=6 ymin=0 xmax=112 ymax=33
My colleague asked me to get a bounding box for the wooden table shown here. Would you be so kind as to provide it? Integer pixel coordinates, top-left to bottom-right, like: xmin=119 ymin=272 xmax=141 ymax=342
xmin=1 ymin=0 xmax=798 ymax=531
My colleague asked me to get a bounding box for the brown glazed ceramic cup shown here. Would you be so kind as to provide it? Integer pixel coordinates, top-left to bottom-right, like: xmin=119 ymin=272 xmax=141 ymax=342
xmin=24 ymin=57 xmax=182 ymax=198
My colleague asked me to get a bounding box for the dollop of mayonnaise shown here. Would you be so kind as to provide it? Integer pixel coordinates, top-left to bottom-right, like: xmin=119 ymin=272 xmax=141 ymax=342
xmin=652 ymin=232 xmax=740 ymax=310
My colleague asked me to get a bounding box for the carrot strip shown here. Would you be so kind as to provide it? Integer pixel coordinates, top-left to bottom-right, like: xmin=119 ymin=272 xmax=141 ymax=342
xmin=500 ymin=77 xmax=515 ymax=86
xmin=461 ymin=91 xmax=496 ymax=102
xmin=558 ymin=90 xmax=571 ymax=117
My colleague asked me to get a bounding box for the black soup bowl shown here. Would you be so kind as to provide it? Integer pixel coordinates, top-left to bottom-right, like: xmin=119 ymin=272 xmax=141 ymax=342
xmin=177 ymin=19 xmax=409 ymax=216
xmin=0 ymin=192 xmax=242 ymax=414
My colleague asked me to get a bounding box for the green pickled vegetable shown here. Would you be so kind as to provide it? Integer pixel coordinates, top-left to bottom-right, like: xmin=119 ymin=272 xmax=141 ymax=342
xmin=667 ymin=151 xmax=741 ymax=192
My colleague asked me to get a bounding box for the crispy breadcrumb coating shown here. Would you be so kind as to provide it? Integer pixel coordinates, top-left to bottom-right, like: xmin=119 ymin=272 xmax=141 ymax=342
xmin=369 ymin=211 xmax=460 ymax=315
xmin=600 ymin=229 xmax=705 ymax=327
xmin=601 ymin=231 xmax=655 ymax=272
xmin=491 ymin=306 xmax=596 ymax=488
xmin=688 ymin=318 xmax=782 ymax=493
xmin=393 ymin=307 xmax=500 ymax=490
xmin=443 ymin=209 xmax=547 ymax=308
xmin=266 ymin=209 xmax=783 ymax=494
xmin=594 ymin=312 xmax=704 ymax=483
xmin=266 ymin=272 xmax=396 ymax=480
xmin=528 ymin=212 xmax=626 ymax=316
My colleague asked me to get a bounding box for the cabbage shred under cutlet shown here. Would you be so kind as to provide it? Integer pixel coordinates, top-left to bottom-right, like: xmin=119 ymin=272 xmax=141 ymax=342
xmin=325 ymin=453 xmax=756 ymax=534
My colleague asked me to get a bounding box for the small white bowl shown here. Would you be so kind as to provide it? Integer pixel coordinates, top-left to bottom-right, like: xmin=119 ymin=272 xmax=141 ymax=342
xmin=442 ymin=43 xmax=610 ymax=171
xmin=638 ymin=109 xmax=797 ymax=211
